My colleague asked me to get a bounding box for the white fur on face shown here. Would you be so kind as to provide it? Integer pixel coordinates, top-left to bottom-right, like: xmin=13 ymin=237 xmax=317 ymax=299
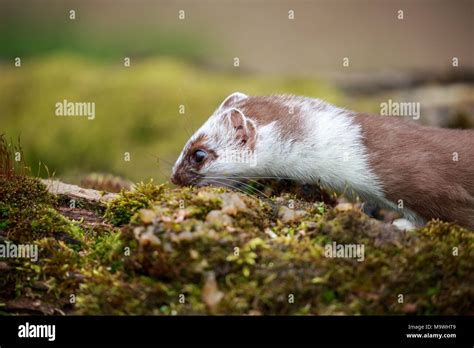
xmin=188 ymin=111 xmax=254 ymax=178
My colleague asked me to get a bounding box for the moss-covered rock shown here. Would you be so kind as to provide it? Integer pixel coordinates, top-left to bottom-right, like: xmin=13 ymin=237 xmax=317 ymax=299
xmin=104 ymin=181 xmax=165 ymax=226
xmin=1 ymin=177 xmax=473 ymax=316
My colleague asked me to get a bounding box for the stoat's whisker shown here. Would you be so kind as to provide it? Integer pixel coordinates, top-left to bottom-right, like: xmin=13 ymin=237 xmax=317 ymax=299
xmin=204 ymin=177 xmax=266 ymax=201
xmin=236 ymin=177 xmax=278 ymax=196
xmin=199 ymin=176 xmax=304 ymax=204
xmin=145 ymin=153 xmax=174 ymax=180
xmin=204 ymin=178 xmax=262 ymax=200
xmin=182 ymin=113 xmax=196 ymax=138
xmin=159 ymin=167 xmax=171 ymax=180
xmin=180 ymin=117 xmax=192 ymax=138
xmin=202 ymin=176 xmax=273 ymax=201
xmin=210 ymin=176 xmax=273 ymax=203
xmin=175 ymin=84 xmax=196 ymax=136
xmin=158 ymin=158 xmax=175 ymax=168
xmin=146 ymin=152 xmax=174 ymax=168
xmin=204 ymin=175 xmax=298 ymax=181
xmin=208 ymin=180 xmax=277 ymax=208
xmin=204 ymin=180 xmax=280 ymax=217
xmin=204 ymin=178 xmax=278 ymax=214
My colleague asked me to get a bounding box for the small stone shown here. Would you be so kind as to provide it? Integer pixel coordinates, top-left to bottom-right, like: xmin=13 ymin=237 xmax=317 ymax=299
xmin=138 ymin=209 xmax=156 ymax=224
xmin=202 ymin=271 xmax=224 ymax=310
xmin=335 ymin=203 xmax=354 ymax=212
xmin=221 ymin=193 xmax=248 ymax=216
xmin=133 ymin=226 xmax=145 ymax=240
xmin=311 ymin=277 xmax=327 ymax=284
xmin=139 ymin=226 xmax=161 ymax=247
xmin=174 ymin=209 xmax=187 ymax=222
xmin=189 ymin=249 xmax=199 ymax=259
xmin=277 ymin=206 xmax=306 ymax=224
xmin=197 ymin=191 xmax=220 ymax=203
xmin=176 ymin=231 xmax=193 ymax=241
xmin=264 ymin=228 xmax=278 ymax=239
xmin=0 ymin=262 xmax=11 ymax=272
xmin=226 ymin=226 xmax=238 ymax=233
xmin=206 ymin=210 xmax=233 ymax=227
xmin=392 ymin=218 xmax=416 ymax=231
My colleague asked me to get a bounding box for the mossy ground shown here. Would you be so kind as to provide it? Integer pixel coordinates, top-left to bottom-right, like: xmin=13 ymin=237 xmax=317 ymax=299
xmin=1 ymin=172 xmax=473 ymax=316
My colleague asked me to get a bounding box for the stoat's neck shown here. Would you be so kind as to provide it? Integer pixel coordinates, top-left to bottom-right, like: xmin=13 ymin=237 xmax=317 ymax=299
xmin=254 ymin=106 xmax=387 ymax=205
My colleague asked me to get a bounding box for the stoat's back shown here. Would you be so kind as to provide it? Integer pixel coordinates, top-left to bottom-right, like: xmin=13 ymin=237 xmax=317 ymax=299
xmin=355 ymin=113 xmax=474 ymax=229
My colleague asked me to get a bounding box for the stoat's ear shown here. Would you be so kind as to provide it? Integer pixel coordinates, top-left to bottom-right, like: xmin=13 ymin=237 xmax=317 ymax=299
xmin=218 ymin=92 xmax=248 ymax=110
xmin=225 ymin=108 xmax=257 ymax=148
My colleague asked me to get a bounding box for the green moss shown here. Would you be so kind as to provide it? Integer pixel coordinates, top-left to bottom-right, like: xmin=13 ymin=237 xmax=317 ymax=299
xmin=0 ymin=175 xmax=56 ymax=209
xmin=104 ymin=181 xmax=165 ymax=226
xmin=2 ymin=179 xmax=473 ymax=315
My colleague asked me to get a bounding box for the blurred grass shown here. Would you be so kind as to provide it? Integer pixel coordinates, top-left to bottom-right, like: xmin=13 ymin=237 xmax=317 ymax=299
xmin=0 ymin=22 xmax=213 ymax=62
xmin=0 ymin=55 xmax=344 ymax=184
xmin=0 ymin=4 xmax=216 ymax=62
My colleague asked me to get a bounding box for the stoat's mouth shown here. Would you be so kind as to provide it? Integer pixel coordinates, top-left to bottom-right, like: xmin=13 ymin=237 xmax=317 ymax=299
xmin=193 ymin=180 xmax=209 ymax=187
xmin=194 ymin=177 xmax=247 ymax=191
xmin=193 ymin=179 xmax=229 ymax=188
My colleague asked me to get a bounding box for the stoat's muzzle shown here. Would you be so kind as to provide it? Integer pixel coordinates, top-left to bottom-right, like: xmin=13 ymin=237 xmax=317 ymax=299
xmin=170 ymin=167 xmax=197 ymax=186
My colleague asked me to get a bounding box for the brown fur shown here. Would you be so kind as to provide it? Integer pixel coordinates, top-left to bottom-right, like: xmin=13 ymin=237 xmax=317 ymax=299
xmin=235 ymin=96 xmax=304 ymax=140
xmin=354 ymin=113 xmax=474 ymax=230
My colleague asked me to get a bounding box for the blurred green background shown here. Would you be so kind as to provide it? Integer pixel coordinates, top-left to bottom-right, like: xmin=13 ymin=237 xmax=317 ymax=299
xmin=1 ymin=0 xmax=473 ymax=185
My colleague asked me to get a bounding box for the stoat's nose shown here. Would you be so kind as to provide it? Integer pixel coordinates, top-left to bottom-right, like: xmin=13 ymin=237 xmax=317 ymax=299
xmin=170 ymin=170 xmax=188 ymax=186
xmin=170 ymin=172 xmax=180 ymax=185
xmin=170 ymin=166 xmax=197 ymax=186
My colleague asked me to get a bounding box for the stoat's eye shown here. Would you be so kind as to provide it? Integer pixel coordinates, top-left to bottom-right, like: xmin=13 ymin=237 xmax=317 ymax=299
xmin=193 ymin=149 xmax=207 ymax=163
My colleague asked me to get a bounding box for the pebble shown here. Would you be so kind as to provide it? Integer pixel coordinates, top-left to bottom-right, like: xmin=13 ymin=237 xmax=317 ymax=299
xmin=335 ymin=203 xmax=354 ymax=212
xmin=277 ymin=206 xmax=307 ymax=224
xmin=392 ymin=218 xmax=416 ymax=231
xmin=202 ymin=271 xmax=224 ymax=310
xmin=221 ymin=193 xmax=248 ymax=216
xmin=138 ymin=209 xmax=156 ymax=224
xmin=206 ymin=210 xmax=233 ymax=227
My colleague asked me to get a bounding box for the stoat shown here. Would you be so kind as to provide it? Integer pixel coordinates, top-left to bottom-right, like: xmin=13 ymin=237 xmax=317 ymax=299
xmin=171 ymin=92 xmax=474 ymax=230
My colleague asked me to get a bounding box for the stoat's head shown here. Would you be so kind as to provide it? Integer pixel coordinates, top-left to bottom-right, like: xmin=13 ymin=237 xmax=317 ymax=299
xmin=171 ymin=92 xmax=258 ymax=186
